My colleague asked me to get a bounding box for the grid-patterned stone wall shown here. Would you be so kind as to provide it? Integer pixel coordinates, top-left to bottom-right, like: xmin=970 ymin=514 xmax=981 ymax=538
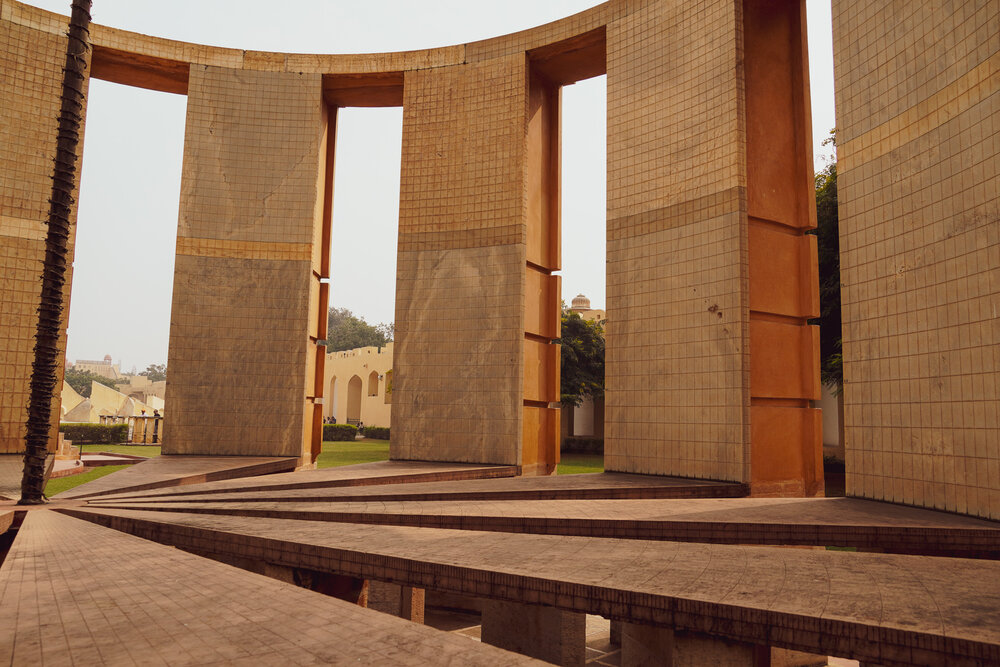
xmin=835 ymin=1 xmax=1000 ymax=519
xmin=0 ymin=7 xmax=84 ymax=455
xmin=164 ymin=65 xmax=326 ymax=460
xmin=2 ymin=0 xmax=822 ymax=495
xmin=604 ymin=0 xmax=748 ymax=481
xmin=391 ymin=55 xmax=528 ymax=466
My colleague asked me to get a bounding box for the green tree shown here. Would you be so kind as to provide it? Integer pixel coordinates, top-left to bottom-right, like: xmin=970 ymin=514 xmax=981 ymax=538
xmin=140 ymin=363 xmax=167 ymax=382
xmin=558 ymin=310 xmax=605 ymax=407
xmin=326 ymin=307 xmax=393 ymax=352
xmin=63 ymin=368 xmax=118 ymax=398
xmin=813 ymin=131 xmax=841 ymax=390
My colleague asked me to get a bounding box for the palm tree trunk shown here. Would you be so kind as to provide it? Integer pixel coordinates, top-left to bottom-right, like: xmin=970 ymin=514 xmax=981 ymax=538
xmin=19 ymin=0 xmax=93 ymax=505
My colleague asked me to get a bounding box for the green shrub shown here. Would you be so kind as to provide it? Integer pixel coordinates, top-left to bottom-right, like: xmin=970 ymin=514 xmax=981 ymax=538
xmin=561 ymin=437 xmax=603 ymax=454
xmin=360 ymin=426 xmax=389 ymax=440
xmin=323 ymin=423 xmax=358 ymax=441
xmin=59 ymin=423 xmax=128 ymax=444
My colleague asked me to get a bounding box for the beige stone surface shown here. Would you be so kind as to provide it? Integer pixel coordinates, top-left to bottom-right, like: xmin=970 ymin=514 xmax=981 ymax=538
xmin=0 ymin=0 xmax=827 ymax=495
xmin=0 ymin=10 xmax=83 ymax=455
xmin=605 ymin=0 xmax=746 ymax=481
xmin=392 ymin=54 xmax=530 ymax=465
xmin=834 ymin=0 xmax=1000 ymax=519
xmin=165 ymin=65 xmax=326 ymax=460
xmin=64 ymin=506 xmax=1000 ymax=665
xmin=323 ymin=343 xmax=392 ymax=427
xmin=0 ymin=510 xmax=545 ymax=665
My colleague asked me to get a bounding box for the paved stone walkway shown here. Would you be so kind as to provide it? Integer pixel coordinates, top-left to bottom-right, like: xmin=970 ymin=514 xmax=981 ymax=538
xmin=61 ymin=506 xmax=1000 ymax=666
xmin=55 ymin=455 xmax=300 ymax=499
xmin=89 ymin=493 xmax=1000 ymax=557
xmin=0 ymin=510 xmax=543 ymax=666
xmin=6 ymin=458 xmax=1000 ymax=665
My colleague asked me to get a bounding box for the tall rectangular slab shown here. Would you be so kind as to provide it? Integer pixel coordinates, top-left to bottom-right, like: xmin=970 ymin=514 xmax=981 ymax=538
xmin=0 ymin=10 xmax=85 ymax=455
xmin=164 ymin=66 xmax=326 ymax=462
xmin=392 ymin=55 xmax=529 ymax=466
xmin=604 ymin=0 xmax=820 ymax=494
xmin=834 ymin=1 xmax=1000 ymax=519
xmin=604 ymin=0 xmax=748 ymax=481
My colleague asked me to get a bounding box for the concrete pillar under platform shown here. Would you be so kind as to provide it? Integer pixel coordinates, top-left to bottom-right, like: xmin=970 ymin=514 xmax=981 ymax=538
xmin=367 ymin=580 xmax=425 ymax=623
xmin=610 ymin=619 xmax=622 ymax=647
xmin=622 ymin=624 xmax=771 ymax=667
xmin=480 ymin=600 xmax=585 ymax=667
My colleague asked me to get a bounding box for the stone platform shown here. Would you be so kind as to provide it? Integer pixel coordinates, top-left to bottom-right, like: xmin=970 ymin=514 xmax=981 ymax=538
xmin=0 ymin=511 xmax=544 ymax=666
xmin=61 ymin=506 xmax=1000 ymax=666
xmin=89 ymin=489 xmax=1000 ymax=558
xmin=5 ymin=461 xmax=999 ymax=666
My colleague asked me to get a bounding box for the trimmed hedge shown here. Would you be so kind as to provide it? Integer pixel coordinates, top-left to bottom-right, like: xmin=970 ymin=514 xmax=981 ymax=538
xmin=561 ymin=437 xmax=603 ymax=454
xmin=360 ymin=426 xmax=389 ymax=440
xmin=59 ymin=423 xmax=128 ymax=444
xmin=323 ymin=423 xmax=358 ymax=441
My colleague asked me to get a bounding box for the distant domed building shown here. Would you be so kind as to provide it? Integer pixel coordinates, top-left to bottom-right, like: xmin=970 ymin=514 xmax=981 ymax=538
xmin=567 ymin=293 xmax=606 ymax=324
xmin=73 ymin=355 xmax=122 ymax=381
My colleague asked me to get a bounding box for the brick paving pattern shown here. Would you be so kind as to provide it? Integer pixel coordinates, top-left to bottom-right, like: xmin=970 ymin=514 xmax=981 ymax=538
xmin=0 ymin=510 xmax=544 ymax=666
xmin=89 ymin=491 xmax=1000 ymax=557
xmin=62 ymin=506 xmax=1000 ymax=666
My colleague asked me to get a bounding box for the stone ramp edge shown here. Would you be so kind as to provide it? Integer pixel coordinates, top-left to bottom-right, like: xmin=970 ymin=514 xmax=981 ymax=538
xmin=87 ymin=477 xmax=748 ymax=505
xmin=83 ymin=499 xmax=1000 ymax=557
xmin=93 ymin=461 xmax=521 ymax=501
xmin=57 ymin=456 xmax=299 ymax=500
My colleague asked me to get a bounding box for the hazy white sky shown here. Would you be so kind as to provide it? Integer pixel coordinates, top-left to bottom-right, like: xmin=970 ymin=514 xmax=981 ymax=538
xmin=23 ymin=0 xmax=835 ymax=372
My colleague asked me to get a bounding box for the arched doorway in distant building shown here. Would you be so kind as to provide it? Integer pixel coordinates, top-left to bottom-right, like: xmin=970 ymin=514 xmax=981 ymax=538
xmin=326 ymin=376 xmax=338 ymax=420
xmin=347 ymin=375 xmax=363 ymax=425
xmin=368 ymin=370 xmax=379 ymax=397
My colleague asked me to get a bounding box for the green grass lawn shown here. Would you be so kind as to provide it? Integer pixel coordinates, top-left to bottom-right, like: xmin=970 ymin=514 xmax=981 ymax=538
xmin=317 ymin=439 xmax=390 ymax=468
xmin=557 ymin=452 xmax=604 ymax=475
xmin=79 ymin=444 xmax=161 ymax=457
xmin=45 ymin=464 xmax=130 ymax=497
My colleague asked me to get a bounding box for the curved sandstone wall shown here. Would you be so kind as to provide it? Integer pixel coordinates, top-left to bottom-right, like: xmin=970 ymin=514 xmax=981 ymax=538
xmin=1 ymin=0 xmax=821 ymax=494
xmin=835 ymin=1 xmax=1000 ymax=519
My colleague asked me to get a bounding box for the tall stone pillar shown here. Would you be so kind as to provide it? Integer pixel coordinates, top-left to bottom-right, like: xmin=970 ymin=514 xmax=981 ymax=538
xmin=604 ymin=0 xmax=821 ymax=496
xmin=393 ymin=54 xmax=559 ymax=470
xmin=165 ymin=66 xmax=328 ymax=464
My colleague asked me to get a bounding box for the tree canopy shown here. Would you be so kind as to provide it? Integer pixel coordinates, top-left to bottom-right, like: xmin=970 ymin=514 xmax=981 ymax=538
xmin=814 ymin=132 xmax=841 ymax=390
xmin=139 ymin=363 xmax=167 ymax=382
xmin=326 ymin=307 xmax=393 ymax=352
xmin=63 ymin=367 xmax=118 ymax=398
xmin=558 ymin=310 xmax=605 ymax=407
